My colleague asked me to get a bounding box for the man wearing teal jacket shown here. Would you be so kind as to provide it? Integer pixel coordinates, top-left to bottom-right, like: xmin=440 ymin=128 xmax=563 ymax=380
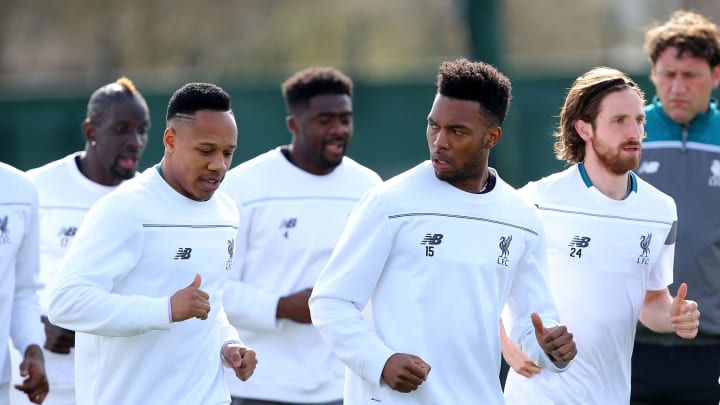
xmin=632 ymin=10 xmax=720 ymax=404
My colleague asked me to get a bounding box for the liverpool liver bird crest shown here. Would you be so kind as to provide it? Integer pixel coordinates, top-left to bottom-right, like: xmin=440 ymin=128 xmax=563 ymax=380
xmin=640 ymin=233 xmax=652 ymax=258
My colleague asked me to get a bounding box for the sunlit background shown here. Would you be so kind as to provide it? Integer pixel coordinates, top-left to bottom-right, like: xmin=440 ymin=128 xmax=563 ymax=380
xmin=2 ymin=0 xmax=719 ymax=186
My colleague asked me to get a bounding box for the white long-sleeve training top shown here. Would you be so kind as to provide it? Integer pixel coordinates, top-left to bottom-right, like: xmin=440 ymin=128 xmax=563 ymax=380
xmin=0 ymin=162 xmax=44 ymax=398
xmin=48 ymin=166 xmax=241 ymax=405
xmin=504 ymin=163 xmax=676 ymax=405
xmin=21 ymin=152 xmax=125 ymax=403
xmin=220 ymin=148 xmax=382 ymax=402
xmin=310 ymin=161 xmax=568 ymax=405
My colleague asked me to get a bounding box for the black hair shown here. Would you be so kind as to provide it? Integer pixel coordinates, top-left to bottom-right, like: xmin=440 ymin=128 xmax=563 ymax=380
xmin=166 ymin=82 xmax=231 ymax=121
xmin=436 ymin=59 xmax=512 ymax=127
xmin=281 ymin=67 xmax=353 ymax=113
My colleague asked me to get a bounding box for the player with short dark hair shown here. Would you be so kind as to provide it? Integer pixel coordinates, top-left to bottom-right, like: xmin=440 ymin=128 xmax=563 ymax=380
xmin=48 ymin=82 xmax=257 ymax=405
xmin=281 ymin=66 xmax=353 ymax=111
xmin=222 ymin=66 xmax=381 ymax=405
xmin=309 ymin=59 xmax=576 ymax=404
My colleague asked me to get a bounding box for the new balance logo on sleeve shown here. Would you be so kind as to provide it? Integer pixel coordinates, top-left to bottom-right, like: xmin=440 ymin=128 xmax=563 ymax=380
xmin=420 ymin=233 xmax=443 ymax=257
xmin=173 ymin=248 xmax=192 ymax=260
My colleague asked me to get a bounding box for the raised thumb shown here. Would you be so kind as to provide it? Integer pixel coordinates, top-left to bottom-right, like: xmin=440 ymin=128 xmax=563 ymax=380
xmin=531 ymin=313 xmax=546 ymax=335
xmin=188 ymin=273 xmax=202 ymax=289
xmin=671 ymin=282 xmax=688 ymax=315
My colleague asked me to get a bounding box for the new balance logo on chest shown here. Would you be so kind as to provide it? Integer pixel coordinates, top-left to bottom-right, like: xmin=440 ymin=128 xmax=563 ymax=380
xmin=279 ymin=218 xmax=297 ymax=239
xmin=57 ymin=226 xmax=78 ymax=248
xmin=709 ymin=160 xmax=720 ymax=187
xmin=637 ymin=161 xmax=660 ymax=174
xmin=174 ymin=248 xmax=192 ymax=260
xmin=568 ymin=236 xmax=591 ymax=258
xmin=420 ymin=233 xmax=443 ymax=257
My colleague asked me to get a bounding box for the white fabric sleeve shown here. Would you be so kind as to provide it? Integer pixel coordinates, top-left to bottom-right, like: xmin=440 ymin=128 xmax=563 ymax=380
xmin=222 ymin=206 xmax=281 ymax=331
xmin=310 ymin=191 xmax=396 ymax=387
xmin=505 ymin=226 xmax=569 ymax=373
xmin=10 ymin=184 xmax=44 ymax=354
xmin=216 ymin=303 xmax=242 ymax=354
xmin=48 ymin=198 xmax=170 ymax=337
xmin=647 ymin=221 xmax=676 ymax=291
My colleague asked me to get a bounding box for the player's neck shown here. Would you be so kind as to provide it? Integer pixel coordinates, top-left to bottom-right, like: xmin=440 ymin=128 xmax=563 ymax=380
xmin=76 ymin=154 xmax=120 ymax=186
xmin=580 ymin=161 xmax=631 ymax=200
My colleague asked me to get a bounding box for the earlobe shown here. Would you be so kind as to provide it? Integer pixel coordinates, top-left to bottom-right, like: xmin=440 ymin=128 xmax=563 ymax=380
xmin=163 ymin=128 xmax=175 ymax=152
xmin=286 ymin=115 xmax=299 ymax=136
xmin=575 ymin=120 xmax=591 ymax=141
xmin=81 ymin=120 xmax=95 ymax=144
xmin=712 ymin=66 xmax=720 ymax=89
xmin=649 ymin=66 xmax=659 ymax=86
xmin=485 ymin=127 xmax=502 ymax=149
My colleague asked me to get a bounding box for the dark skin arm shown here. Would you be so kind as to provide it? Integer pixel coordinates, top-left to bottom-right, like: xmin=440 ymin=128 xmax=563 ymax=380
xmin=14 ymin=344 xmax=49 ymax=404
xmin=381 ymin=353 xmax=431 ymax=393
xmin=41 ymin=315 xmax=75 ymax=354
xmin=276 ymin=287 xmax=312 ymax=323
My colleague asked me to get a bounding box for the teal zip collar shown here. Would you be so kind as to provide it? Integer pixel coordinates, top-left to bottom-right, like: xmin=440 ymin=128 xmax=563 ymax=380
xmin=578 ymin=162 xmax=636 ymax=193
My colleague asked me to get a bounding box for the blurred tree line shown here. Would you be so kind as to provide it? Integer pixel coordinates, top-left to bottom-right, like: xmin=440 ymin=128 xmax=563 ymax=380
xmin=1 ymin=0 xmax=719 ymax=184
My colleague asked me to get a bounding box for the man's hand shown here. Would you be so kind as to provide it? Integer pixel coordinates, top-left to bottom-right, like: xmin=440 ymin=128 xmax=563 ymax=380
xmin=222 ymin=343 xmax=258 ymax=381
xmin=670 ymin=283 xmax=700 ymax=339
xmin=170 ymin=273 xmax=210 ymax=322
xmin=501 ymin=338 xmax=541 ymax=377
xmin=532 ymin=313 xmax=576 ymax=363
xmin=500 ymin=319 xmax=541 ymax=377
xmin=381 ymin=353 xmax=431 ymax=393
xmin=276 ymin=287 xmax=312 ymax=323
xmin=41 ymin=315 xmax=75 ymax=354
xmin=14 ymin=344 xmax=49 ymax=404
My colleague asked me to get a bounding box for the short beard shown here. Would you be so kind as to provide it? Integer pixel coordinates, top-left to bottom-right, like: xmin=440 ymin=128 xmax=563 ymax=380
xmin=435 ymin=157 xmax=484 ymax=184
xmin=592 ymin=139 xmax=641 ymax=175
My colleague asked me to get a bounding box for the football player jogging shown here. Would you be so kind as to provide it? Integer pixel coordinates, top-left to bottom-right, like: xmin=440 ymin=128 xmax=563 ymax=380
xmin=501 ymin=67 xmax=701 ymax=405
xmin=47 ymin=83 xmax=257 ymax=405
xmin=309 ymin=59 xmax=577 ymax=405
xmin=0 ymin=162 xmax=48 ymax=405
xmin=221 ymin=67 xmax=382 ymax=405
xmin=10 ymin=77 xmax=149 ymax=405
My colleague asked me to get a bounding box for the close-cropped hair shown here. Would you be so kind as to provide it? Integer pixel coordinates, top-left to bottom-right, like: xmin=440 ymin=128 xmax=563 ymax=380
xmin=436 ymin=58 xmax=512 ymax=128
xmin=86 ymin=76 xmax=146 ymax=124
xmin=281 ymin=67 xmax=353 ymax=113
xmin=166 ymin=82 xmax=232 ymax=121
xmin=644 ymin=10 xmax=720 ymax=68
xmin=554 ymin=67 xmax=645 ymax=164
